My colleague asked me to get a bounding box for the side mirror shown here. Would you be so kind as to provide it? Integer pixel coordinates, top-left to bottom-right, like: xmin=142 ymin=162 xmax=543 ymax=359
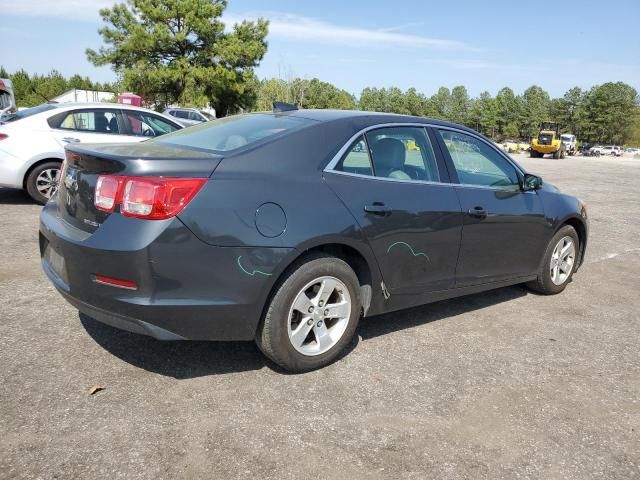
xmin=522 ymin=173 xmax=543 ymax=191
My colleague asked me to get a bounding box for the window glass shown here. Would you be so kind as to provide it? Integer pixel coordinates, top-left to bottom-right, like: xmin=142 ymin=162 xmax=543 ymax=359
xmin=366 ymin=127 xmax=439 ymax=182
xmin=151 ymin=113 xmax=313 ymax=152
xmin=174 ymin=110 xmax=189 ymax=119
xmin=56 ymin=109 xmax=120 ymax=134
xmin=334 ymin=136 xmax=373 ymax=176
xmin=5 ymin=103 xmax=60 ymax=123
xmin=122 ymin=111 xmax=180 ymax=137
xmin=188 ymin=111 xmax=204 ymax=121
xmin=438 ymin=130 xmax=520 ymax=189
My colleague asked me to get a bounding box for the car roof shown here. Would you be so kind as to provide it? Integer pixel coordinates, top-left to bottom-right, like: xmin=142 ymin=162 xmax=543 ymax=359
xmin=257 ymin=108 xmax=475 ymax=131
xmin=51 ymin=102 xmax=157 ymax=112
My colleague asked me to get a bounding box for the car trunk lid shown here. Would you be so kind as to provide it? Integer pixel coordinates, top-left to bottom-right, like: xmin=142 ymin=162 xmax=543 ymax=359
xmin=56 ymin=142 xmax=222 ymax=233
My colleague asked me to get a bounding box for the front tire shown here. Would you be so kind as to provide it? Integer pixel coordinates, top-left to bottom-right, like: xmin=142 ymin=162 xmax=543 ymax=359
xmin=26 ymin=161 xmax=62 ymax=205
xmin=256 ymin=254 xmax=361 ymax=372
xmin=527 ymin=225 xmax=579 ymax=295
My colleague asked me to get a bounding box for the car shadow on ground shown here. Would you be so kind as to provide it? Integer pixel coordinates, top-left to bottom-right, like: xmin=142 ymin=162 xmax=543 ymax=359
xmin=0 ymin=187 xmax=35 ymax=205
xmin=80 ymin=285 xmax=528 ymax=379
xmin=358 ymin=285 xmax=528 ymax=340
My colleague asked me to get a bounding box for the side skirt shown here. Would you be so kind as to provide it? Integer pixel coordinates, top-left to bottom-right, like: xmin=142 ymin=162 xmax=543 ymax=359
xmin=368 ymin=275 xmax=537 ymax=317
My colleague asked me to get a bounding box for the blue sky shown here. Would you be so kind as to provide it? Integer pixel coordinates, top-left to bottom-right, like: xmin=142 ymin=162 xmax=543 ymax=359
xmin=1 ymin=0 xmax=638 ymax=98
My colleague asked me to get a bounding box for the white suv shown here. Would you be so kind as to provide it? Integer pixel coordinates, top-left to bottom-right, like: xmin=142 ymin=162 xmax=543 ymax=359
xmin=163 ymin=107 xmax=214 ymax=127
xmin=600 ymin=146 xmax=623 ymax=156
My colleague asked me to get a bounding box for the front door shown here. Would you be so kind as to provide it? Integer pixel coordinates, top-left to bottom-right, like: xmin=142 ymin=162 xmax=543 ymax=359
xmin=324 ymin=126 xmax=463 ymax=294
xmin=435 ymin=128 xmax=548 ymax=286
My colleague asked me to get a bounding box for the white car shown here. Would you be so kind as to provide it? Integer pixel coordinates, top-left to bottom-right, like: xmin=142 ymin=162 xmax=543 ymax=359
xmin=599 ymin=145 xmax=623 ymax=156
xmin=0 ymin=103 xmax=182 ymax=203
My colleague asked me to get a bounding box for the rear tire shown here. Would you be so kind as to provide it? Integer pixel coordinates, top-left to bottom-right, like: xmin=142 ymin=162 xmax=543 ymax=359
xmin=26 ymin=161 xmax=62 ymax=205
xmin=256 ymin=254 xmax=361 ymax=372
xmin=527 ymin=225 xmax=579 ymax=295
xmin=553 ymin=149 xmax=561 ymax=159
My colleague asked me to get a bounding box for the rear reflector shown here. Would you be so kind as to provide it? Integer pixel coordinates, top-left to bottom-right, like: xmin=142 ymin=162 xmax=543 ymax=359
xmin=0 ymin=133 xmax=8 ymax=141
xmin=93 ymin=274 xmax=138 ymax=290
xmin=94 ymin=175 xmax=206 ymax=219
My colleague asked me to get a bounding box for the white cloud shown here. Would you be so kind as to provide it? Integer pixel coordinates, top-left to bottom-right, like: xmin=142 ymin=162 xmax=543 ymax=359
xmin=0 ymin=0 xmax=113 ymax=20
xmin=225 ymin=12 xmax=477 ymax=51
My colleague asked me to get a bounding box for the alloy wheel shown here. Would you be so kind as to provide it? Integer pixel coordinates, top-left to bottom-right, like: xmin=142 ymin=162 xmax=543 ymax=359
xmin=287 ymin=276 xmax=351 ymax=356
xmin=35 ymin=168 xmax=60 ymax=199
xmin=550 ymin=236 xmax=575 ymax=285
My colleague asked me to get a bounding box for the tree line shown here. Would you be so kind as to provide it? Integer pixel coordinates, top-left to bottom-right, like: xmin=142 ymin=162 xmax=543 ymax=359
xmin=3 ymin=64 xmax=638 ymax=145
xmin=255 ymin=78 xmax=639 ymax=145
xmin=0 ymin=66 xmax=118 ymax=108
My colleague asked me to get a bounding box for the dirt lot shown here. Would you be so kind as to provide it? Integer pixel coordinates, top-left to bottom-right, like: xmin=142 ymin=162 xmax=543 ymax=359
xmin=1 ymin=155 xmax=639 ymax=479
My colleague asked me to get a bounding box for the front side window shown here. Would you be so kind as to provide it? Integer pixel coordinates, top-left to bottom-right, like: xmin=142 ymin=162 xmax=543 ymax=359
xmin=151 ymin=113 xmax=314 ymax=152
xmin=366 ymin=127 xmax=439 ymax=182
xmin=54 ymin=109 xmax=120 ymax=134
xmin=121 ymin=111 xmax=180 ymax=137
xmin=438 ymin=130 xmax=520 ymax=189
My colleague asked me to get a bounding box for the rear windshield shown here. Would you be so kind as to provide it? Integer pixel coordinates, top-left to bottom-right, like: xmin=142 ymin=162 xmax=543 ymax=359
xmin=0 ymin=103 xmax=60 ymax=123
xmin=151 ymin=113 xmax=314 ymax=152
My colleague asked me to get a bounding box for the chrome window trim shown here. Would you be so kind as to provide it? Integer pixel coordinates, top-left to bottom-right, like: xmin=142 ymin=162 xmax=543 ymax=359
xmin=325 ymin=169 xmax=454 ymax=187
xmin=323 ymin=122 xmax=530 ymax=192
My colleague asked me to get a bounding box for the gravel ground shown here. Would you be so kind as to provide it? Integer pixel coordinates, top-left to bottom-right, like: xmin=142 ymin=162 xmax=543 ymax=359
xmin=0 ymin=154 xmax=639 ymax=479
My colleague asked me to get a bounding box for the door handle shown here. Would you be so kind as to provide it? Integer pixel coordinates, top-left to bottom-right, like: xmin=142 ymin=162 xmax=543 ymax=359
xmin=364 ymin=203 xmax=392 ymax=216
xmin=467 ymin=206 xmax=488 ymax=218
xmin=62 ymin=137 xmax=80 ymax=143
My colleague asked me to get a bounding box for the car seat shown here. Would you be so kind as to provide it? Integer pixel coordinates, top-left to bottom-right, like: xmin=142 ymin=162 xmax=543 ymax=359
xmin=371 ymin=138 xmax=410 ymax=180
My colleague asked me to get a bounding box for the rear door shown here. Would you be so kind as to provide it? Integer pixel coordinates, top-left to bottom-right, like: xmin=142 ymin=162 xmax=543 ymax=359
xmin=324 ymin=126 xmax=463 ymax=294
xmin=434 ymin=128 xmax=548 ymax=286
xmin=49 ymin=108 xmax=125 ymax=147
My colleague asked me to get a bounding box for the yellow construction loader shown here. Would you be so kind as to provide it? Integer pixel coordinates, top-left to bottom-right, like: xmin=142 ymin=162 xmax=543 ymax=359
xmin=530 ymin=122 xmax=565 ymax=159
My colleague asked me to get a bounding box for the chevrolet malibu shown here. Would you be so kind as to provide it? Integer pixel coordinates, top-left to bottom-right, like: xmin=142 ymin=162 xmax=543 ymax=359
xmin=40 ymin=108 xmax=588 ymax=372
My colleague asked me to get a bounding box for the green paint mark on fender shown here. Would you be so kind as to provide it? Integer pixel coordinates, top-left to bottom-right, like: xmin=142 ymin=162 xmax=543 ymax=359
xmin=386 ymin=241 xmax=430 ymax=261
xmin=237 ymin=256 xmax=273 ymax=277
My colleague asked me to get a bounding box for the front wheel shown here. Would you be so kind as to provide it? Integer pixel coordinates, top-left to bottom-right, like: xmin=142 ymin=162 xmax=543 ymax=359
xmin=256 ymin=254 xmax=361 ymax=372
xmin=527 ymin=225 xmax=579 ymax=295
xmin=26 ymin=161 xmax=62 ymax=205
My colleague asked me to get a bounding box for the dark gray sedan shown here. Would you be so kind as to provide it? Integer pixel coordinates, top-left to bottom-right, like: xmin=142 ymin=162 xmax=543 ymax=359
xmin=40 ymin=108 xmax=588 ymax=372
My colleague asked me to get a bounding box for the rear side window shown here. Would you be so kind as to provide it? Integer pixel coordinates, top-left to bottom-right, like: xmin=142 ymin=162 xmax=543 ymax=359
xmin=152 ymin=114 xmax=314 ymax=152
xmin=50 ymin=109 xmax=121 ymax=134
xmin=335 ymin=136 xmax=373 ymax=176
xmin=366 ymin=127 xmax=439 ymax=182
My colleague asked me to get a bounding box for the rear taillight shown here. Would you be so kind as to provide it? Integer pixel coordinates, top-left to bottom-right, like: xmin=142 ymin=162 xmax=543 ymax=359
xmin=94 ymin=175 xmax=123 ymax=212
xmin=94 ymin=175 xmax=206 ymax=220
xmin=0 ymin=133 xmax=8 ymax=141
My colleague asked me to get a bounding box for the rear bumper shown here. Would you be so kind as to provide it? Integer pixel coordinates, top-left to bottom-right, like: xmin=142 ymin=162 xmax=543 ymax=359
xmin=0 ymin=148 xmax=26 ymax=188
xmin=40 ymin=201 xmax=293 ymax=340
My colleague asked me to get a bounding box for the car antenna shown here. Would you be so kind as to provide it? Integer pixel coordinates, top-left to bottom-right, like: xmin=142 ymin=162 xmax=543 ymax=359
xmin=272 ymin=101 xmax=298 ymax=113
